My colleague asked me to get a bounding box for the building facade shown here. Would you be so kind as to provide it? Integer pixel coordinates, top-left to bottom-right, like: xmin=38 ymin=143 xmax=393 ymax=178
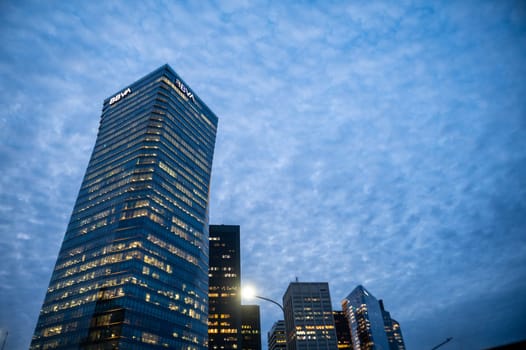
xmin=342 ymin=286 xmax=402 ymax=350
xmin=389 ymin=320 xmax=404 ymax=350
xmin=208 ymin=225 xmax=242 ymax=349
xmin=30 ymin=65 xmax=218 ymax=350
xmin=283 ymin=282 xmax=338 ymax=350
xmin=268 ymin=320 xmax=286 ymax=350
xmin=240 ymin=305 xmax=261 ymax=350
xmin=379 ymin=301 xmax=405 ymax=350
xmin=333 ymin=311 xmax=352 ymax=350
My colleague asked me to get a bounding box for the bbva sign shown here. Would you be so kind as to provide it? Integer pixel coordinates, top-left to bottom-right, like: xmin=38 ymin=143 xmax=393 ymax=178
xmin=175 ymin=79 xmax=196 ymax=103
xmin=109 ymin=88 xmax=132 ymax=105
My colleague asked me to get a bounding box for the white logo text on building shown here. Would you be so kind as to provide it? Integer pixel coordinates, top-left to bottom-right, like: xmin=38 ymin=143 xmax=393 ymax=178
xmin=175 ymin=79 xmax=196 ymax=103
xmin=109 ymin=88 xmax=132 ymax=105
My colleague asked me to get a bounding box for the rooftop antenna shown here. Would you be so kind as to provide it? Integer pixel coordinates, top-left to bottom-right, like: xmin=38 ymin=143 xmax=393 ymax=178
xmin=295 ymin=276 xmax=299 ymax=282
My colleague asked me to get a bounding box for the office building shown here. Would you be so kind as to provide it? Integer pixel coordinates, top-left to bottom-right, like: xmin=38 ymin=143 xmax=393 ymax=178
xmin=268 ymin=320 xmax=286 ymax=350
xmin=30 ymin=64 xmax=218 ymax=350
xmin=389 ymin=320 xmax=404 ymax=350
xmin=333 ymin=311 xmax=352 ymax=349
xmin=342 ymin=285 xmax=405 ymax=350
xmin=379 ymin=300 xmax=405 ymax=350
xmin=342 ymin=285 xmax=388 ymax=350
xmin=208 ymin=225 xmax=242 ymax=349
xmin=283 ymin=282 xmax=338 ymax=350
xmin=240 ymin=305 xmax=261 ymax=350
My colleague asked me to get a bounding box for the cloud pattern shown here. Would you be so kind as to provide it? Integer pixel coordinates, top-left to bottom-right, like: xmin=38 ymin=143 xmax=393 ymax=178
xmin=1 ymin=1 xmax=525 ymax=349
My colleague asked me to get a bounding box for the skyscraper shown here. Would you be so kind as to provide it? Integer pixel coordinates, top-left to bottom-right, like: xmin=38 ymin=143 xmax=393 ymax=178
xmin=283 ymin=282 xmax=338 ymax=350
xmin=240 ymin=305 xmax=262 ymax=350
xmin=267 ymin=320 xmax=286 ymax=350
xmin=30 ymin=64 xmax=218 ymax=350
xmin=208 ymin=225 xmax=242 ymax=349
xmin=342 ymin=285 xmax=405 ymax=350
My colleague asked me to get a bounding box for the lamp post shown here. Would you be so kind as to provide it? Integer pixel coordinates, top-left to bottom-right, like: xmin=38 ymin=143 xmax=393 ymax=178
xmin=252 ymin=295 xmax=284 ymax=313
xmin=243 ymin=286 xmax=287 ymax=350
xmin=243 ymin=286 xmax=284 ymax=312
xmin=431 ymin=337 xmax=453 ymax=350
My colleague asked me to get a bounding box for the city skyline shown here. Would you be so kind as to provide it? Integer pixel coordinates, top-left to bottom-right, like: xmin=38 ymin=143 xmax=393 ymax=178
xmin=1 ymin=1 xmax=526 ymax=350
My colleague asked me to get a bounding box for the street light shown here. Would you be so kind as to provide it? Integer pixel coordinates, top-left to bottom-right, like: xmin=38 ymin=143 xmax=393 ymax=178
xmin=242 ymin=286 xmax=284 ymax=312
xmin=243 ymin=286 xmax=287 ymax=350
xmin=431 ymin=337 xmax=453 ymax=350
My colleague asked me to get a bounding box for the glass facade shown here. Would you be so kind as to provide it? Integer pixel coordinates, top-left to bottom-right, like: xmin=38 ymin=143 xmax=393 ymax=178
xmin=341 ymin=286 xmax=391 ymax=350
xmin=283 ymin=282 xmax=338 ymax=350
xmin=388 ymin=319 xmax=405 ymax=350
xmin=30 ymin=64 xmax=218 ymax=350
xmin=379 ymin=300 xmax=405 ymax=350
xmin=208 ymin=225 xmax=242 ymax=349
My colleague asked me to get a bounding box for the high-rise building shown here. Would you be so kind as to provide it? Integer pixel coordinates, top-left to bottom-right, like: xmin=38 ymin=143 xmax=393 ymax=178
xmin=208 ymin=225 xmax=242 ymax=349
xmin=283 ymin=282 xmax=338 ymax=350
xmin=379 ymin=300 xmax=405 ymax=350
xmin=30 ymin=64 xmax=218 ymax=350
xmin=342 ymin=285 xmax=405 ymax=350
xmin=267 ymin=320 xmax=286 ymax=350
xmin=333 ymin=311 xmax=352 ymax=349
xmin=240 ymin=305 xmax=261 ymax=350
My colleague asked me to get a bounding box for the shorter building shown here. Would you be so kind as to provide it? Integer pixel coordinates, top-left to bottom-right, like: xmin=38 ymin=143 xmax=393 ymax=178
xmin=342 ymin=285 xmax=405 ymax=350
xmin=241 ymin=305 xmax=262 ymax=350
xmin=390 ymin=320 xmax=404 ymax=350
xmin=268 ymin=320 xmax=286 ymax=350
xmin=333 ymin=311 xmax=352 ymax=349
xmin=379 ymin=300 xmax=405 ymax=350
xmin=283 ymin=282 xmax=338 ymax=350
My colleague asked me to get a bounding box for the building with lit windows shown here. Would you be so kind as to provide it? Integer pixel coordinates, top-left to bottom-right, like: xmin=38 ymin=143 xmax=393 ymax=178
xmin=389 ymin=320 xmax=404 ymax=350
xmin=240 ymin=305 xmax=261 ymax=350
xmin=379 ymin=300 xmax=405 ymax=350
xmin=208 ymin=225 xmax=242 ymax=349
xmin=30 ymin=64 xmax=218 ymax=350
xmin=333 ymin=311 xmax=352 ymax=349
xmin=283 ymin=282 xmax=338 ymax=350
xmin=342 ymin=285 xmax=404 ymax=350
xmin=268 ymin=320 xmax=286 ymax=350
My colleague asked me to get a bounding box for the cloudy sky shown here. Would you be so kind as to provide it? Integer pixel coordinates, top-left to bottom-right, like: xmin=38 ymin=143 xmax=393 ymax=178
xmin=1 ymin=1 xmax=525 ymax=349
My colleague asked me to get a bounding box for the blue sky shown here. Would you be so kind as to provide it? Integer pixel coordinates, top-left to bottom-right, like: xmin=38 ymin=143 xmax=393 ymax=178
xmin=1 ymin=1 xmax=525 ymax=349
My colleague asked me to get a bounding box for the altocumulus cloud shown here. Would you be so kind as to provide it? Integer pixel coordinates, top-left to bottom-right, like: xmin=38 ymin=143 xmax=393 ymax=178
xmin=1 ymin=1 xmax=525 ymax=349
